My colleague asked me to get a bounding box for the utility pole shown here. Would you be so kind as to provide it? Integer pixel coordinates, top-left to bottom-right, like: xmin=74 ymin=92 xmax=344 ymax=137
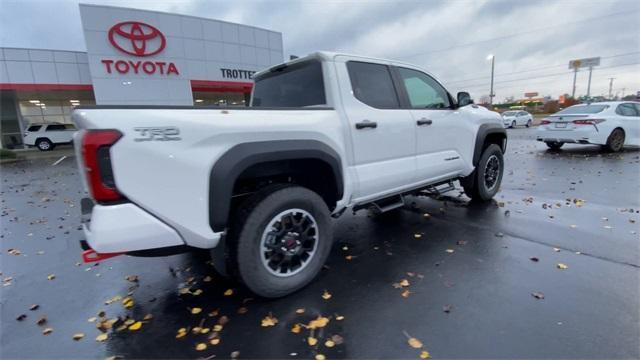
xmin=488 ymin=55 xmax=495 ymax=105
xmin=586 ymin=66 xmax=593 ymax=98
xmin=608 ymin=78 xmax=615 ymax=99
xmin=571 ymin=67 xmax=578 ymax=98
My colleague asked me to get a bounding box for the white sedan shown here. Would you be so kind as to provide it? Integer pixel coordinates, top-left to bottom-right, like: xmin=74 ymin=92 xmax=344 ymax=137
xmin=502 ymin=110 xmax=533 ymax=128
xmin=536 ymin=101 xmax=640 ymax=152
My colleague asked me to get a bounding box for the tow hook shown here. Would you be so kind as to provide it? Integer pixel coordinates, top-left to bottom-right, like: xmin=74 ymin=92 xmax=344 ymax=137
xmin=82 ymin=249 xmax=124 ymax=263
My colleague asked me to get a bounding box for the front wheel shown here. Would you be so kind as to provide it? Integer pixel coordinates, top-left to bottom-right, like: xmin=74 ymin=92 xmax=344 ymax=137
xmin=545 ymin=141 xmax=564 ymax=150
xmin=36 ymin=138 xmax=54 ymax=151
xmin=232 ymin=185 xmax=332 ymax=298
xmin=462 ymin=144 xmax=504 ymax=202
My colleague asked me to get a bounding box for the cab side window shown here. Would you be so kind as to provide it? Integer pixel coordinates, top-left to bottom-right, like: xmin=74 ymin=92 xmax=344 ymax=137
xmin=346 ymin=61 xmax=400 ymax=109
xmin=46 ymin=124 xmax=66 ymax=131
xmin=397 ymin=67 xmax=451 ymax=109
xmin=616 ymin=103 xmax=638 ymax=116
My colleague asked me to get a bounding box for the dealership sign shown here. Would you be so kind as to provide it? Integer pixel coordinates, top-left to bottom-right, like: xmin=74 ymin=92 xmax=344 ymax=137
xmin=101 ymin=21 xmax=179 ymax=76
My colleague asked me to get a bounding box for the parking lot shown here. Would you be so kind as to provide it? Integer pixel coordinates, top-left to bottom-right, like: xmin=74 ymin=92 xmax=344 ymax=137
xmin=1 ymin=127 xmax=639 ymax=359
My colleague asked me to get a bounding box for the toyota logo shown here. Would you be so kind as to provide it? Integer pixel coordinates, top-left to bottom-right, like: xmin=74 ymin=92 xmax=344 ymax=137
xmin=108 ymin=21 xmax=166 ymax=57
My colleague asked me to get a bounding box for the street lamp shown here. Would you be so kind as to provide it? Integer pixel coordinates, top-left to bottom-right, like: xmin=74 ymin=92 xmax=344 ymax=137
xmin=486 ymin=54 xmax=495 ymax=105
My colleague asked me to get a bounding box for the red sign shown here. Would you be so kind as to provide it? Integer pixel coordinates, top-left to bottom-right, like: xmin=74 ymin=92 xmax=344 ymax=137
xmin=108 ymin=21 xmax=166 ymax=57
xmin=102 ymin=21 xmax=178 ymax=76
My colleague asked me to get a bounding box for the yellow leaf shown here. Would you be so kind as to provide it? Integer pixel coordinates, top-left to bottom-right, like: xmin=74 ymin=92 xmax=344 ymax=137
xmin=178 ymin=287 xmax=191 ymax=295
xmin=399 ymin=279 xmax=410 ymax=287
xmin=307 ymin=336 xmax=318 ymax=346
xmin=95 ymin=333 xmax=108 ymax=342
xmin=195 ymin=343 xmax=207 ymax=351
xmin=224 ymin=288 xmax=234 ymax=296
xmin=200 ymin=328 xmax=210 ymax=334
xmin=315 ymin=354 xmax=326 ymax=360
xmin=307 ymin=316 xmax=330 ymax=329
xmin=557 ymin=263 xmax=568 ymax=270
xmin=322 ymin=290 xmax=332 ymax=300
xmin=401 ymin=289 xmax=411 ymax=298
xmin=128 ymin=321 xmax=142 ymax=331
xmin=191 ymin=307 xmax=202 ymax=314
xmin=420 ymin=350 xmax=431 ymax=359
xmin=291 ymin=324 xmax=302 ymax=333
xmin=261 ymin=314 xmax=278 ymax=327
xmin=408 ymin=337 xmax=423 ymax=349
xmin=192 ymin=289 xmax=203 ymax=296
xmin=213 ymin=324 xmax=223 ymax=332
xmin=325 ymin=339 xmax=335 ymax=348
xmin=72 ymin=333 xmax=85 ymax=341
xmin=210 ymin=338 xmax=221 ymax=345
xmin=175 ymin=332 xmax=187 ymax=339
xmin=122 ymin=297 xmax=134 ymax=309
xmin=47 ymin=274 xmax=55 ymax=280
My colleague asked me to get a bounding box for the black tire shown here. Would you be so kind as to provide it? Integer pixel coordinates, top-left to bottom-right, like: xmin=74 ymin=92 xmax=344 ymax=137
xmin=462 ymin=144 xmax=504 ymax=202
xmin=231 ymin=185 xmax=332 ymax=298
xmin=545 ymin=141 xmax=564 ymax=150
xmin=36 ymin=138 xmax=54 ymax=151
xmin=526 ymin=119 xmax=532 ymax=128
xmin=604 ymin=128 xmax=625 ymax=152
xmin=511 ymin=121 xmax=516 ymax=128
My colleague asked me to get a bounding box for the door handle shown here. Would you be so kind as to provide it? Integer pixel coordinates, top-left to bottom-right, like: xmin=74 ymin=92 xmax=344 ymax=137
xmin=355 ymin=120 xmax=377 ymax=129
xmin=417 ymin=118 xmax=433 ymax=126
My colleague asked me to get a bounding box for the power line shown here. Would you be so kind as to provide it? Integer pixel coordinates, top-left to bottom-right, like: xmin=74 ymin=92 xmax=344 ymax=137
xmin=455 ymin=62 xmax=640 ymax=90
xmin=400 ymin=10 xmax=640 ymax=59
xmin=444 ymin=51 xmax=640 ymax=84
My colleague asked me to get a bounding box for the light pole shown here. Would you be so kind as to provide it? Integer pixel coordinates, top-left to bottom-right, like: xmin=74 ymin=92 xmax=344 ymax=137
xmin=487 ymin=54 xmax=495 ymax=105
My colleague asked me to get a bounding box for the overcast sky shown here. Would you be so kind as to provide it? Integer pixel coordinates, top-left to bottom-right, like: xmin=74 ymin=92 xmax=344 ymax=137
xmin=1 ymin=0 xmax=639 ymax=101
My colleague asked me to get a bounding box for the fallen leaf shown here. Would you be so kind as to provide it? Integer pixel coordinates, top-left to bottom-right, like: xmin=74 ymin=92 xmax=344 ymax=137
xmin=128 ymin=321 xmax=142 ymax=331
xmin=423 ymin=213 xmax=431 ymax=219
xmin=408 ymin=337 xmax=423 ymax=349
xmin=125 ymin=275 xmax=139 ymax=282
xmin=47 ymin=274 xmax=55 ymax=280
xmin=335 ymin=315 xmax=345 ymax=321
xmin=315 ymin=354 xmax=326 ymax=360
xmin=195 ymin=343 xmax=207 ymax=351
xmin=401 ymin=289 xmax=411 ymax=298
xmin=96 ymin=333 xmax=108 ymax=342
xmin=529 ymin=257 xmax=539 ymax=262
xmin=261 ymin=313 xmax=278 ymax=327
xmin=237 ymin=307 xmax=248 ymax=314
xmin=192 ymin=289 xmax=203 ymax=296
xmin=29 ymin=304 xmax=39 ymax=311
xmin=307 ymin=316 xmax=330 ymax=329
xmin=37 ymin=316 xmax=47 ymax=326
xmin=553 ymin=248 xmax=561 ymax=252
xmin=143 ymin=314 xmax=153 ymax=321
xmin=224 ymin=289 xmax=234 ymax=296
xmin=291 ymin=323 xmax=302 ymax=334
xmin=532 ymin=292 xmax=545 ymax=299
xmin=87 ymin=317 xmax=97 ymax=323
xmin=122 ymin=297 xmax=134 ymax=309
xmin=218 ymin=315 xmax=229 ymax=325
xmin=191 ymin=307 xmax=202 ymax=315
xmin=414 ymin=233 xmax=422 ymax=239
xmin=399 ymin=279 xmax=410 ymax=287
xmin=307 ymin=336 xmax=318 ymax=346
xmin=331 ymin=334 xmax=344 ymax=345
xmin=42 ymin=328 xmax=53 ymax=335
xmin=420 ymin=350 xmax=431 ymax=359
xmin=213 ymin=324 xmax=223 ymax=332
xmin=442 ymin=304 xmax=452 ymax=313
xmin=345 ymin=255 xmax=353 ymax=261
xmin=322 ymin=290 xmax=332 ymax=300
xmin=445 ymin=249 xmax=455 ymax=253
xmin=325 ymin=339 xmax=335 ymax=348
xmin=230 ymin=351 xmax=240 ymax=358
xmin=295 ymin=308 xmax=305 ymax=314
xmin=557 ymin=263 xmax=568 ymax=270
xmin=72 ymin=333 xmax=85 ymax=341
xmin=203 ymin=275 xmax=213 ymax=282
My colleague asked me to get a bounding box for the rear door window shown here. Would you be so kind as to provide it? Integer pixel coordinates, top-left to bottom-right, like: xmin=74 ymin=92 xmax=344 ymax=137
xmin=45 ymin=124 xmax=66 ymax=131
xmin=27 ymin=125 xmax=42 ymax=132
xmin=346 ymin=61 xmax=400 ymax=109
xmin=252 ymin=60 xmax=326 ymax=107
xmin=616 ymin=103 xmax=639 ymax=116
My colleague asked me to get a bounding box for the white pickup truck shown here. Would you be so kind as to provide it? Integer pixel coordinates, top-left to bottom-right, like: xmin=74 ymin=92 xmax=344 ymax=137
xmin=73 ymin=52 xmax=506 ymax=297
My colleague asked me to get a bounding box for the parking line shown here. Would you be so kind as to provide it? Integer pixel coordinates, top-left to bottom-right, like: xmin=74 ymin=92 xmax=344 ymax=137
xmin=52 ymin=156 xmax=67 ymax=166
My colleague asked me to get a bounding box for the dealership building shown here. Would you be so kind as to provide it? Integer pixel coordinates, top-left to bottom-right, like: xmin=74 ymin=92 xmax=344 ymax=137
xmin=0 ymin=4 xmax=284 ymax=148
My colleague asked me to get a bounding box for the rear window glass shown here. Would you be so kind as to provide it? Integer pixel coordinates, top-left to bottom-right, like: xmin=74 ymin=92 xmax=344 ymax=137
xmin=557 ymin=105 xmax=608 ymax=114
xmin=27 ymin=125 xmax=42 ymax=131
xmin=252 ymin=60 xmax=326 ymax=107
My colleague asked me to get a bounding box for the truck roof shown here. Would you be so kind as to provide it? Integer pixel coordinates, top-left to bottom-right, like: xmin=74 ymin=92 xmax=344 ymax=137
xmin=253 ymin=51 xmax=428 ymax=79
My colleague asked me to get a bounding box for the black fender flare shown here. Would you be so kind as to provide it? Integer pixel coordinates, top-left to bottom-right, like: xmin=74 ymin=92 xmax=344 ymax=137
xmin=209 ymin=140 xmax=343 ymax=232
xmin=472 ymin=123 xmax=507 ymax=166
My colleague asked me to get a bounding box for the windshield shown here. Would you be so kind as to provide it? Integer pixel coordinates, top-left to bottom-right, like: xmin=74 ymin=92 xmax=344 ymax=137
xmin=252 ymin=60 xmax=326 ymax=107
xmin=556 ymin=105 xmax=608 ymax=115
xmin=502 ymin=111 xmax=518 ymax=116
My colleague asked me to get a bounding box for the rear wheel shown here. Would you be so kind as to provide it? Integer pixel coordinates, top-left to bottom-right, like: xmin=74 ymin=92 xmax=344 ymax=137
xmin=511 ymin=121 xmax=516 ymax=128
xmin=231 ymin=185 xmax=332 ymax=298
xmin=545 ymin=141 xmax=564 ymax=150
xmin=462 ymin=144 xmax=504 ymax=202
xmin=604 ymin=128 xmax=625 ymax=152
xmin=526 ymin=119 xmax=532 ymax=128
xmin=36 ymin=138 xmax=53 ymax=151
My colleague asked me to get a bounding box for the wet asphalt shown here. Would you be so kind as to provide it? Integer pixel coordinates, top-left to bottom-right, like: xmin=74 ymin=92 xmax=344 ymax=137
xmin=1 ymin=127 xmax=639 ymax=359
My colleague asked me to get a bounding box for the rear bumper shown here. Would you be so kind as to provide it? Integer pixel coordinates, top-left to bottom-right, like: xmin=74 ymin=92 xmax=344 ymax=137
xmin=82 ymin=198 xmax=185 ymax=253
xmin=535 ymin=127 xmax=607 ymax=145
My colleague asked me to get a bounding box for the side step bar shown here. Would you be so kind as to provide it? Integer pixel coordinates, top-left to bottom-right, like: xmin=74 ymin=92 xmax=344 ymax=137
xmin=418 ymin=180 xmax=456 ymax=197
xmin=367 ymin=194 xmax=406 ymax=214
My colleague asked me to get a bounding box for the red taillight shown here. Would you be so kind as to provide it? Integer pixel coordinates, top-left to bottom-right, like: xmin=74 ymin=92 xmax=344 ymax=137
xmin=540 ymin=119 xmax=551 ymax=125
xmin=573 ymin=119 xmax=605 ymax=125
xmin=82 ymin=129 xmax=123 ymax=202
